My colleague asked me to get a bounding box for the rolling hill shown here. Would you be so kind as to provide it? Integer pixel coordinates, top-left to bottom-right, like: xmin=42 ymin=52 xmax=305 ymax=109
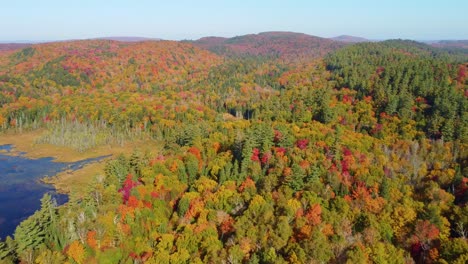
xmin=191 ymin=31 xmax=346 ymax=61
xmin=0 ymin=40 xmax=222 ymax=92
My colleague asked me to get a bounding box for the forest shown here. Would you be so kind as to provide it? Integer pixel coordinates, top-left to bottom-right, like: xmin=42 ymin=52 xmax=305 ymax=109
xmin=0 ymin=32 xmax=467 ymax=263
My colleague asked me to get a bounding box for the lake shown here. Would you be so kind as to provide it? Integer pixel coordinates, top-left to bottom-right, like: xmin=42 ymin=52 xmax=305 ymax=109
xmin=0 ymin=144 xmax=107 ymax=240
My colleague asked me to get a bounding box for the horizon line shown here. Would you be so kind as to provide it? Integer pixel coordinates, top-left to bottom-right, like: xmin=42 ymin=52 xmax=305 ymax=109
xmin=0 ymin=31 xmax=467 ymax=44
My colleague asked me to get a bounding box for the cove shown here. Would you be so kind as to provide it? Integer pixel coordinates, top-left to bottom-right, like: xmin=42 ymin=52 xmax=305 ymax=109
xmin=0 ymin=144 xmax=108 ymax=240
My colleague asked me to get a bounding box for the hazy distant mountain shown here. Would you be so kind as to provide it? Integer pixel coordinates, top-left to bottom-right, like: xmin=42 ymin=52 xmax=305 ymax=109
xmin=330 ymin=35 xmax=369 ymax=43
xmin=97 ymin=37 xmax=162 ymax=42
xmin=0 ymin=43 xmax=31 ymax=52
xmin=425 ymin=40 xmax=468 ymax=55
xmin=429 ymin=40 xmax=468 ymax=49
xmin=191 ymin=31 xmax=346 ymax=60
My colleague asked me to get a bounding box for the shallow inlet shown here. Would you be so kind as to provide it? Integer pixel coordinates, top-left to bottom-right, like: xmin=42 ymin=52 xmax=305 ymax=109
xmin=0 ymin=144 xmax=108 ymax=239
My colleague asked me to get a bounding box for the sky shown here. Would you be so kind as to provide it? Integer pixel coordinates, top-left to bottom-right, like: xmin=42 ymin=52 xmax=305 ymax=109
xmin=1 ymin=0 xmax=467 ymax=42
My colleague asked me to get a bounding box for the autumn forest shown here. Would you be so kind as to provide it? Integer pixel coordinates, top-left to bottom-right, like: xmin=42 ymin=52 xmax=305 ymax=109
xmin=0 ymin=32 xmax=467 ymax=263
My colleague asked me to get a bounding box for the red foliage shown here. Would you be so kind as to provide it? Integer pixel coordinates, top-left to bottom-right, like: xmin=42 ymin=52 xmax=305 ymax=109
xmin=143 ymin=201 xmax=152 ymax=209
xmin=188 ymin=147 xmax=201 ymax=161
xmin=127 ymin=196 xmax=140 ymax=208
xmin=43 ymin=115 xmax=51 ymax=123
xmin=142 ymin=252 xmax=153 ymax=262
xmin=379 ymin=112 xmax=389 ymax=118
xmin=118 ymin=174 xmax=140 ymax=203
xmin=341 ymin=159 xmax=350 ymax=174
xmin=457 ymin=64 xmax=467 ymax=83
xmin=251 ymin=148 xmax=260 ymax=162
xmin=411 ymin=242 xmax=422 ymax=256
xmin=415 ymin=96 xmax=427 ymax=104
xmin=305 ymin=204 xmax=322 ymax=225
xmin=376 ymin=66 xmax=385 ymax=75
xmin=239 ymin=177 xmax=256 ymax=192
xmin=275 ymin=147 xmax=286 ymax=156
xmin=412 ymin=220 xmax=440 ymax=246
xmin=274 ymin=130 xmax=283 ymax=143
xmin=220 ymin=216 xmax=235 ymax=235
xmin=342 ymin=94 xmax=354 ymax=104
xmin=129 ymin=252 xmax=138 ymax=260
xmin=296 ymin=139 xmax=309 ymax=150
xmin=370 ymin=123 xmax=383 ymax=135
xmin=150 ymin=191 xmax=160 ymax=199
xmin=343 ymin=147 xmax=352 ymax=157
xmin=261 ymin=152 xmax=271 ymax=165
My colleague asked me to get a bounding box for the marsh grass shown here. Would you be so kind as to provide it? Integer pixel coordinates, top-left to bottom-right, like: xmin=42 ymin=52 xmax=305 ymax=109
xmin=36 ymin=120 xmax=144 ymax=152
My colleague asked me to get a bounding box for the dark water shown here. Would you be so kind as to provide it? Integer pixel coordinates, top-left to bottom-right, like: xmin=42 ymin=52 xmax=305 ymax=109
xmin=0 ymin=144 xmax=109 ymax=239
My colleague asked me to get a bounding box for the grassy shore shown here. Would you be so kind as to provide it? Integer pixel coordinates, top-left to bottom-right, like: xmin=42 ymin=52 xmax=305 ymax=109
xmin=0 ymin=130 xmax=162 ymax=193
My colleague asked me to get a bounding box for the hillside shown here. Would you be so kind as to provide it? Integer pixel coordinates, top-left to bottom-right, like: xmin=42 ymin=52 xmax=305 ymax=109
xmin=0 ymin=40 xmax=221 ymax=91
xmin=0 ymin=40 xmax=222 ymax=137
xmin=326 ymin=39 xmax=467 ymax=140
xmin=192 ymin=31 xmax=346 ymax=61
xmin=0 ymin=37 xmax=467 ymax=263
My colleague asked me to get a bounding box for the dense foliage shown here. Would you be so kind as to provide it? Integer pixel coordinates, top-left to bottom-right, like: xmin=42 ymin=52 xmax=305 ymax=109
xmin=326 ymin=40 xmax=468 ymax=141
xmin=0 ymin=36 xmax=467 ymax=263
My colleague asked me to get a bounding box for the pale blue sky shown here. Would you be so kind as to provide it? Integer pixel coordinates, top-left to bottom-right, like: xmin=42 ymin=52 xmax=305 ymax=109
xmin=1 ymin=0 xmax=467 ymax=41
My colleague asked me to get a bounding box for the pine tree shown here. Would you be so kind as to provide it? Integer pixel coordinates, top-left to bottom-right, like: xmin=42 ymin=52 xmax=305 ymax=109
xmin=288 ymin=163 xmax=306 ymax=192
xmin=104 ymin=154 xmax=130 ymax=185
xmin=14 ymin=211 xmax=46 ymax=254
xmin=0 ymin=237 xmax=17 ymax=262
xmin=14 ymin=194 xmax=58 ymax=255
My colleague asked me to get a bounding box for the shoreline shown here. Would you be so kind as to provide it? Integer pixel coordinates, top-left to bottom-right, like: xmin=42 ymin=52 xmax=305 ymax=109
xmin=0 ymin=130 xmax=162 ymax=193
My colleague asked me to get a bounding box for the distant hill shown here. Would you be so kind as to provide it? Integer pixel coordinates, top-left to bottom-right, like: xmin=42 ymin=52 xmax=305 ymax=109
xmin=430 ymin=40 xmax=468 ymax=49
xmin=0 ymin=40 xmax=221 ymax=91
xmin=428 ymin=40 xmax=468 ymax=55
xmin=97 ymin=37 xmax=162 ymax=42
xmin=191 ymin=31 xmax=346 ymax=61
xmin=330 ymin=35 xmax=369 ymax=43
xmin=194 ymin=37 xmax=228 ymax=46
xmin=0 ymin=43 xmax=31 ymax=52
